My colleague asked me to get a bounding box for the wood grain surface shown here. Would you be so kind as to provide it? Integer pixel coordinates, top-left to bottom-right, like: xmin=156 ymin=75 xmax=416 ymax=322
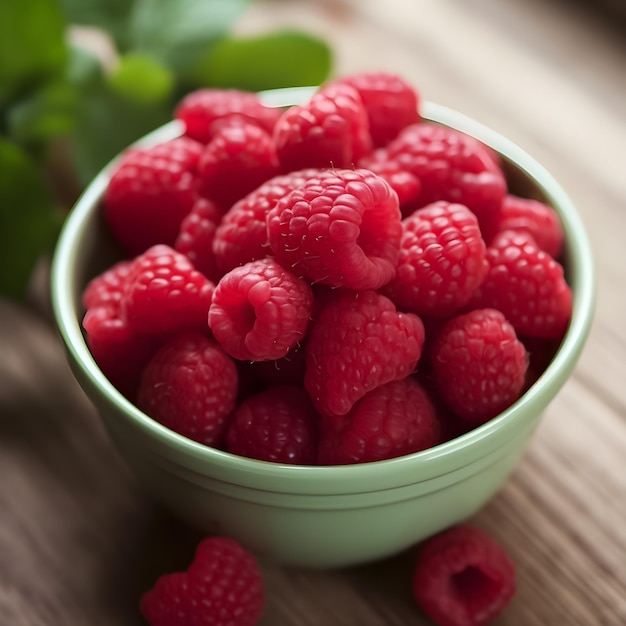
xmin=1 ymin=0 xmax=625 ymax=624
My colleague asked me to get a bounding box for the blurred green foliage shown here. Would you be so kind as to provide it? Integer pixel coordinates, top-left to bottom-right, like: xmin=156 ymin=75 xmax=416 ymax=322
xmin=0 ymin=0 xmax=333 ymax=299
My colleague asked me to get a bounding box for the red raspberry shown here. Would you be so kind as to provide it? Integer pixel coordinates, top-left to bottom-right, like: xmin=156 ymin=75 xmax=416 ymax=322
xmin=273 ymin=83 xmax=373 ymax=171
xmin=137 ymin=333 xmax=238 ymax=446
xmin=198 ymin=122 xmax=279 ymax=210
xmin=141 ymin=536 xmax=264 ymax=626
xmin=82 ymin=305 xmax=160 ymax=399
xmin=329 ymin=71 xmax=420 ymax=146
xmin=174 ymin=197 xmax=222 ymax=281
xmin=226 ymin=385 xmax=318 ymax=464
xmin=124 ymin=245 xmax=214 ymax=336
xmin=267 ymin=168 xmax=402 ymax=290
xmin=208 ymin=258 xmax=314 ymax=361
xmin=317 ymin=378 xmax=439 ymax=465
xmin=104 ymin=137 xmax=202 ymax=254
xmin=413 ymin=525 xmax=516 ymax=626
xmin=497 ymin=194 xmax=564 ymax=258
xmin=213 ymin=169 xmax=324 ymax=273
xmin=361 ymin=123 xmax=506 ymax=241
xmin=82 ymin=261 xmax=159 ymax=398
xmin=431 ymin=308 xmax=528 ymax=424
xmin=385 ymin=201 xmax=488 ymax=317
xmin=305 ymin=290 xmax=425 ymax=416
xmin=471 ymin=230 xmax=572 ymax=339
xmin=82 ymin=259 xmax=133 ymax=310
xmin=175 ymin=87 xmax=281 ymax=144
xmin=359 ymin=158 xmax=422 ymax=210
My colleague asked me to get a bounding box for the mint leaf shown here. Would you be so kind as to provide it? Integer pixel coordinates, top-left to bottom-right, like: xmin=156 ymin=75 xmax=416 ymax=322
xmin=108 ymin=54 xmax=174 ymax=104
xmin=0 ymin=140 xmax=59 ymax=299
xmin=186 ymin=30 xmax=333 ymax=92
xmin=71 ymin=76 xmax=171 ymax=185
xmin=7 ymin=80 xmax=78 ymax=148
xmin=130 ymin=0 xmax=250 ymax=72
xmin=0 ymin=0 xmax=67 ymax=106
xmin=58 ymin=0 xmax=135 ymax=51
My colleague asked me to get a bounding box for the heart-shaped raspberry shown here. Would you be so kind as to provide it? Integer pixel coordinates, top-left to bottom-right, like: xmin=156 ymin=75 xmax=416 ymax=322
xmin=140 ymin=537 xmax=264 ymax=626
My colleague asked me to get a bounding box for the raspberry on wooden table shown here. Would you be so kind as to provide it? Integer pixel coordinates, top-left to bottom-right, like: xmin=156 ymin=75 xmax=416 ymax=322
xmin=317 ymin=377 xmax=440 ymax=465
xmin=413 ymin=525 xmax=516 ymax=626
xmin=175 ymin=87 xmax=281 ymax=144
xmin=496 ymin=194 xmax=564 ymax=258
xmin=273 ymin=83 xmax=373 ymax=171
xmin=213 ymin=168 xmax=324 ymax=273
xmin=208 ymin=258 xmax=314 ymax=362
xmin=329 ymin=71 xmax=421 ymax=146
xmin=226 ymin=385 xmax=319 ymax=464
xmin=431 ymin=308 xmax=528 ymax=424
xmin=267 ymin=168 xmax=402 ymax=290
xmin=471 ymin=230 xmax=572 ymax=339
xmin=360 ymin=123 xmax=506 ymax=241
xmin=385 ymin=201 xmax=488 ymax=318
xmin=124 ymin=245 xmax=215 ymax=336
xmin=104 ymin=137 xmax=202 ymax=255
xmin=305 ymin=289 xmax=425 ymax=417
xmin=174 ymin=197 xmax=222 ymax=282
xmin=137 ymin=333 xmax=238 ymax=446
xmin=141 ymin=536 xmax=264 ymax=626
xmin=197 ymin=122 xmax=280 ymax=210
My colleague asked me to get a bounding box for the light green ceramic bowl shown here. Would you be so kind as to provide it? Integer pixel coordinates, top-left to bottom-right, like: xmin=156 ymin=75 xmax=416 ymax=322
xmin=51 ymin=88 xmax=595 ymax=568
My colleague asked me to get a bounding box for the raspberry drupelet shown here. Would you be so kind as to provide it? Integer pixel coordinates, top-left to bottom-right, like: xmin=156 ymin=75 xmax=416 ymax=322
xmin=82 ymin=260 xmax=160 ymax=398
xmin=273 ymin=83 xmax=373 ymax=171
xmin=385 ymin=201 xmax=488 ymax=318
xmin=471 ymin=230 xmax=572 ymax=339
xmin=413 ymin=525 xmax=516 ymax=626
xmin=141 ymin=536 xmax=264 ymax=626
xmin=137 ymin=333 xmax=238 ymax=447
xmin=197 ymin=122 xmax=279 ymax=210
xmin=305 ymin=289 xmax=425 ymax=417
xmin=267 ymin=168 xmax=402 ymax=290
xmin=123 ymin=245 xmax=215 ymax=336
xmin=226 ymin=385 xmax=319 ymax=464
xmin=328 ymin=71 xmax=421 ymax=146
xmin=174 ymin=196 xmax=223 ymax=282
xmin=213 ymin=168 xmax=325 ymax=273
xmin=496 ymin=193 xmax=565 ymax=258
xmin=430 ymin=308 xmax=528 ymax=424
xmin=317 ymin=377 xmax=440 ymax=465
xmin=360 ymin=123 xmax=506 ymax=241
xmin=208 ymin=257 xmax=314 ymax=362
xmin=175 ymin=87 xmax=281 ymax=144
xmin=104 ymin=137 xmax=203 ymax=255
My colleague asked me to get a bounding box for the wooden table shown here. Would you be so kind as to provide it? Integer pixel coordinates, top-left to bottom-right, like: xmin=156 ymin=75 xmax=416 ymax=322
xmin=2 ymin=0 xmax=625 ymax=624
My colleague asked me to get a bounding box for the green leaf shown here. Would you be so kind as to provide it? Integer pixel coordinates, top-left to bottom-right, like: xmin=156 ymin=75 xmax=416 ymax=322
xmin=71 ymin=76 xmax=171 ymax=185
xmin=185 ymin=30 xmax=333 ymax=92
xmin=0 ymin=140 xmax=58 ymax=299
xmin=7 ymin=80 xmax=78 ymax=148
xmin=58 ymin=0 xmax=135 ymax=51
xmin=108 ymin=53 xmax=174 ymax=104
xmin=0 ymin=0 xmax=67 ymax=106
xmin=130 ymin=0 xmax=250 ymax=72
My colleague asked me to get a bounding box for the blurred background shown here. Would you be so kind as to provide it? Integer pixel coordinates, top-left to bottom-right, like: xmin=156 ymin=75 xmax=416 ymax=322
xmin=1 ymin=1 xmax=625 ymax=625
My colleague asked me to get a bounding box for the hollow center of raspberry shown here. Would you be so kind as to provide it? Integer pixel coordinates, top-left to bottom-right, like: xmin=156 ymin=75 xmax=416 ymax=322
xmin=231 ymin=301 xmax=256 ymax=336
xmin=450 ymin=565 xmax=494 ymax=605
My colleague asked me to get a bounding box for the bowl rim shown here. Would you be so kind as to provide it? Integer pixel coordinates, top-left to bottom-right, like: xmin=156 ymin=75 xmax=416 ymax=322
xmin=50 ymin=87 xmax=595 ymax=493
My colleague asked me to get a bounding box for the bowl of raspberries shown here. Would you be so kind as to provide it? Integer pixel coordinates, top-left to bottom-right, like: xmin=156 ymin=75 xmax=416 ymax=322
xmin=51 ymin=72 xmax=594 ymax=571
